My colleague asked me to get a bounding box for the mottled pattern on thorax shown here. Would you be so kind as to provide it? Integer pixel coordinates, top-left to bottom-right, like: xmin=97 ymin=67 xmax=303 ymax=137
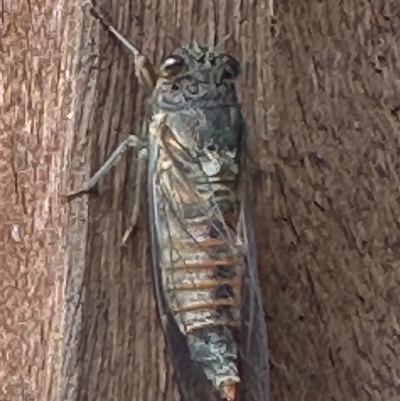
xmin=149 ymin=43 xmax=245 ymax=216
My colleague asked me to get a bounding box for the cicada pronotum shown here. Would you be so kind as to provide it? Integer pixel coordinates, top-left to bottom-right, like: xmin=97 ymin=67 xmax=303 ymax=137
xmin=64 ymin=4 xmax=269 ymax=401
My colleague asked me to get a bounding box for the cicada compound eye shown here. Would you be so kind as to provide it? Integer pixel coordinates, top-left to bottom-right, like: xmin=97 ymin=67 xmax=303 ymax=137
xmin=159 ymin=54 xmax=186 ymax=78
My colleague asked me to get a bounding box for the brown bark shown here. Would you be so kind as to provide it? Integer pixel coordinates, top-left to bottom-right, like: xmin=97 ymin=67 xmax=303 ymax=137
xmin=1 ymin=0 xmax=78 ymax=400
xmin=1 ymin=1 xmax=399 ymax=401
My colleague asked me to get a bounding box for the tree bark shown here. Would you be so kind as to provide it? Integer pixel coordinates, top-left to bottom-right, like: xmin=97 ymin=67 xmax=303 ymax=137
xmin=1 ymin=0 xmax=79 ymax=400
xmin=1 ymin=1 xmax=399 ymax=401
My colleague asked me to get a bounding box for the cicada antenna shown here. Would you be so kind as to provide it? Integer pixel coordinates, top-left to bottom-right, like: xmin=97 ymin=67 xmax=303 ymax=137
xmin=90 ymin=2 xmax=157 ymax=92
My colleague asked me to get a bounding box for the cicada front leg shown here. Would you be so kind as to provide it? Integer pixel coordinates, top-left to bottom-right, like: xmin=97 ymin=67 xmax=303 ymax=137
xmin=90 ymin=2 xmax=156 ymax=92
xmin=63 ymin=3 xmax=157 ymax=246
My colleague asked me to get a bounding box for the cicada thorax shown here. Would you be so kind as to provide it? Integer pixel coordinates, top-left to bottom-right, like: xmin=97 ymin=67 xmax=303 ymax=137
xmin=148 ymin=43 xmax=249 ymax=401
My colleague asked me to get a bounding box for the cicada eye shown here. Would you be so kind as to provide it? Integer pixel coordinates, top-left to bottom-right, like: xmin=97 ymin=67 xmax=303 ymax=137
xmin=220 ymin=54 xmax=241 ymax=81
xmin=159 ymin=55 xmax=186 ymax=78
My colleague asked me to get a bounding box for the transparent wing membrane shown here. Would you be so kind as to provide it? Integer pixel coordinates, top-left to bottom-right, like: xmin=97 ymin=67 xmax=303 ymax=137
xmin=148 ymin=115 xmax=269 ymax=400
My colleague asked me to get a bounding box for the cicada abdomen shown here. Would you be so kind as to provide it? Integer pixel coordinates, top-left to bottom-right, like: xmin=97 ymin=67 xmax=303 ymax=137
xmin=148 ymin=43 xmax=269 ymax=401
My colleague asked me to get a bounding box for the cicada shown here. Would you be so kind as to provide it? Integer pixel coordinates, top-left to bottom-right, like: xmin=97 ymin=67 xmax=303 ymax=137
xmin=64 ymin=5 xmax=269 ymax=401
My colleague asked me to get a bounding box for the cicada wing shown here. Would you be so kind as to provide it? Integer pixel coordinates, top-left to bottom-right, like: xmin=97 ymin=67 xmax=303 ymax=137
xmin=233 ymin=120 xmax=270 ymax=401
xmin=147 ymin=114 xmax=268 ymax=401
xmin=147 ymin=138 xmax=222 ymax=401
xmin=236 ymin=199 xmax=270 ymax=401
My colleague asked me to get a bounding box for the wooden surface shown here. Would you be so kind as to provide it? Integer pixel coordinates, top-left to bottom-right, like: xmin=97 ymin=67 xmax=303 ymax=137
xmin=1 ymin=1 xmax=399 ymax=401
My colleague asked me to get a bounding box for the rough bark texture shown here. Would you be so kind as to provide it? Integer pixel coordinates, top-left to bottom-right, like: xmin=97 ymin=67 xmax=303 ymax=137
xmin=1 ymin=0 xmax=78 ymax=400
xmin=1 ymin=1 xmax=399 ymax=401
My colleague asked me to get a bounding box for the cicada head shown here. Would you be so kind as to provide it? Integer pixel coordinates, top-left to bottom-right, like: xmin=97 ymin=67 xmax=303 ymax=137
xmin=153 ymin=42 xmax=241 ymax=107
xmin=150 ymin=43 xmax=245 ymax=180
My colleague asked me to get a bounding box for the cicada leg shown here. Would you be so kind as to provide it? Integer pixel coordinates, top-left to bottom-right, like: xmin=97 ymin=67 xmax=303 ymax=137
xmin=61 ymin=135 xmax=144 ymax=202
xmin=121 ymin=148 xmax=148 ymax=245
xmin=90 ymin=3 xmax=156 ymax=92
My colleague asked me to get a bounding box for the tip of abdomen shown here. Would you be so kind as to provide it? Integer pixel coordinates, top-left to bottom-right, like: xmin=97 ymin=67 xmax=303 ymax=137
xmin=220 ymin=379 xmax=237 ymax=401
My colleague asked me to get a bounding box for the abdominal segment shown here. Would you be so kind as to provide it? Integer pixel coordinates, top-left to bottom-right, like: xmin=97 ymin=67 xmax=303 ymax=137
xmin=159 ymin=210 xmax=243 ymax=399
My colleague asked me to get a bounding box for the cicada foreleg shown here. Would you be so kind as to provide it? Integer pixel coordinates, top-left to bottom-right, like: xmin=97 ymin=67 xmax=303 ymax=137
xmin=90 ymin=2 xmax=156 ymax=92
xmin=61 ymin=135 xmax=145 ymax=202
